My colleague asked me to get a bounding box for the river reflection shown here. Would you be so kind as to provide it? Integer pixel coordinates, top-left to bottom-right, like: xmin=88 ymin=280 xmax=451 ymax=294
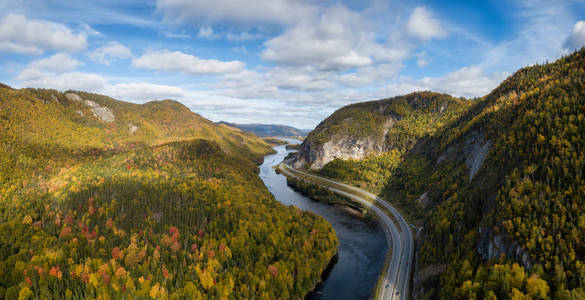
xmin=259 ymin=140 xmax=388 ymax=300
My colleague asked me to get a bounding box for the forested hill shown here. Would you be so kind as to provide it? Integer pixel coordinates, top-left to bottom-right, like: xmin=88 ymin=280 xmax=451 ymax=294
xmin=300 ymin=48 xmax=585 ymax=299
xmin=217 ymin=121 xmax=311 ymax=137
xmin=0 ymin=87 xmax=272 ymax=164
xmin=0 ymin=86 xmax=338 ymax=299
xmin=294 ymin=91 xmax=471 ymax=170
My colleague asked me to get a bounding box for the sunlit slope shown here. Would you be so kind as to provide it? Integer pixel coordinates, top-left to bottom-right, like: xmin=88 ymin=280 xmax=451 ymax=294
xmin=0 ymin=87 xmax=271 ymax=163
xmin=302 ymin=48 xmax=585 ymax=299
xmin=0 ymin=86 xmax=337 ymax=299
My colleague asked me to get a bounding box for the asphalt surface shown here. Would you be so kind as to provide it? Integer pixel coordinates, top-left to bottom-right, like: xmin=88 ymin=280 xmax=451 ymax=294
xmin=279 ymin=163 xmax=414 ymax=300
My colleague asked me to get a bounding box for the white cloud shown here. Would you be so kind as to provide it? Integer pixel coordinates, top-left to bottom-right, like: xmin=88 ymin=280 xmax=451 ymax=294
xmin=564 ymin=20 xmax=585 ymax=51
xmin=0 ymin=14 xmax=87 ymax=54
xmin=16 ymin=68 xmax=106 ymax=91
xmin=131 ymin=49 xmax=245 ymax=74
xmin=29 ymin=53 xmax=82 ymax=72
xmin=101 ymin=83 xmax=185 ymax=101
xmin=197 ymin=27 xmax=219 ymax=39
xmin=407 ymin=6 xmax=447 ymax=41
xmin=260 ymin=6 xmax=374 ymax=71
xmin=0 ymin=41 xmax=43 ymax=55
xmin=337 ymin=63 xmax=403 ymax=87
xmin=383 ymin=66 xmax=507 ymax=98
xmin=88 ymin=41 xmax=132 ymax=65
xmin=267 ymin=66 xmax=336 ymax=91
xmin=156 ymin=0 xmax=316 ymax=26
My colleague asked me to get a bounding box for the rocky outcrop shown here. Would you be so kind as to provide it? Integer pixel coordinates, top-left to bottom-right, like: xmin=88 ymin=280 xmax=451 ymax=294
xmin=84 ymin=99 xmax=115 ymax=122
xmin=477 ymin=227 xmax=532 ymax=269
xmin=293 ymin=134 xmax=386 ymax=169
xmin=128 ymin=123 xmax=138 ymax=134
xmin=293 ymin=113 xmax=399 ymax=169
xmin=65 ymin=93 xmax=115 ymax=122
xmin=65 ymin=93 xmax=83 ymax=103
xmin=437 ymin=130 xmax=490 ymax=181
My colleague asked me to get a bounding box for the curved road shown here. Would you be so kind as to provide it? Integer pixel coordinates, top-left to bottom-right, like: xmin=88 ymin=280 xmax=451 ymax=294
xmin=279 ymin=163 xmax=414 ymax=300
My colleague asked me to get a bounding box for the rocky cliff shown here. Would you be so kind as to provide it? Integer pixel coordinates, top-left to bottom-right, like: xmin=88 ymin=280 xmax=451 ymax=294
xmin=294 ymin=92 xmax=470 ymax=169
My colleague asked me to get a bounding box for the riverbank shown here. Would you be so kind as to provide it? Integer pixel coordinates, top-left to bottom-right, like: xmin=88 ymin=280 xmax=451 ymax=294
xmin=259 ymin=143 xmax=387 ymax=299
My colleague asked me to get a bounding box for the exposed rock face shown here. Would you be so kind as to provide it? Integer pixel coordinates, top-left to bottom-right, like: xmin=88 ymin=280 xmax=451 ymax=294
xmin=464 ymin=133 xmax=491 ymax=181
xmin=294 ymin=114 xmax=398 ymax=169
xmin=128 ymin=123 xmax=138 ymax=134
xmin=84 ymin=99 xmax=115 ymax=122
xmin=437 ymin=130 xmax=491 ymax=181
xmin=477 ymin=227 xmax=532 ymax=269
xmin=65 ymin=93 xmax=115 ymax=123
xmin=416 ymin=191 xmax=432 ymax=209
xmin=293 ymin=134 xmax=387 ymax=169
xmin=65 ymin=93 xmax=83 ymax=103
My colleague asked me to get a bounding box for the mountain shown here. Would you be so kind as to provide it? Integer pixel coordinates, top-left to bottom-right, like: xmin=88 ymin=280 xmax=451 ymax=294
xmin=0 ymin=86 xmax=337 ymax=299
xmin=295 ymin=48 xmax=585 ymax=299
xmin=218 ymin=121 xmax=311 ymax=137
xmin=294 ymin=92 xmax=470 ymax=169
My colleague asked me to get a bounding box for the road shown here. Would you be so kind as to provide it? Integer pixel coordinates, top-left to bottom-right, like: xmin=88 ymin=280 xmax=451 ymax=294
xmin=279 ymin=163 xmax=414 ymax=300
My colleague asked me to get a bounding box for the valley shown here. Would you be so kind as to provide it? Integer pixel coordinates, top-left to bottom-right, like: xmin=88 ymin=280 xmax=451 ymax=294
xmin=2 ymin=1 xmax=585 ymax=298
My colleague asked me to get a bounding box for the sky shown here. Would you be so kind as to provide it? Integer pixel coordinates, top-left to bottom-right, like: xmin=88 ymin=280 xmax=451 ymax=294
xmin=1 ymin=0 xmax=585 ymax=129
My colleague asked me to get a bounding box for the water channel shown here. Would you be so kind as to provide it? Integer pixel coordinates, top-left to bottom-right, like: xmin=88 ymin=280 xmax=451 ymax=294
xmin=259 ymin=140 xmax=388 ymax=299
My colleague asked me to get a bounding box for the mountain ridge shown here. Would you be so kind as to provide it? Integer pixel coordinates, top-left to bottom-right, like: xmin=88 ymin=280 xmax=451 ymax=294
xmin=218 ymin=121 xmax=311 ymax=137
xmin=296 ymin=48 xmax=585 ymax=299
xmin=0 ymin=84 xmax=338 ymax=299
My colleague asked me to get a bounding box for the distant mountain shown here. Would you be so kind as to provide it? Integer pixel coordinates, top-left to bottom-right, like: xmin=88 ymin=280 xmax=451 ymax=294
xmin=218 ymin=121 xmax=311 ymax=137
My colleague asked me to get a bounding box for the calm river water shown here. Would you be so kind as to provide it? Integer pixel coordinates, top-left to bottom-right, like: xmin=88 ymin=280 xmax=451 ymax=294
xmin=259 ymin=140 xmax=388 ymax=300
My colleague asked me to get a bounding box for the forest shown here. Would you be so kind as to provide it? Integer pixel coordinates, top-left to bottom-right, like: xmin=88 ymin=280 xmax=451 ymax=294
xmin=0 ymin=87 xmax=338 ymax=299
xmin=310 ymin=48 xmax=585 ymax=299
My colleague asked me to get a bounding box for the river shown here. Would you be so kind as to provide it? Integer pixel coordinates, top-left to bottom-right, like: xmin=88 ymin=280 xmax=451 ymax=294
xmin=259 ymin=140 xmax=388 ymax=300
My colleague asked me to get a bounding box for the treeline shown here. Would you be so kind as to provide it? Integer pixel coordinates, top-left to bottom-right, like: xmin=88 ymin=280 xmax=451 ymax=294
xmin=286 ymin=177 xmax=357 ymax=209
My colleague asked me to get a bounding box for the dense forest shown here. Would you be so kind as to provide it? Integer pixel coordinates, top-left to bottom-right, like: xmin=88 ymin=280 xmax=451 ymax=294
xmin=303 ymin=48 xmax=585 ymax=299
xmin=0 ymin=87 xmax=338 ymax=299
xmin=303 ymin=91 xmax=471 ymax=188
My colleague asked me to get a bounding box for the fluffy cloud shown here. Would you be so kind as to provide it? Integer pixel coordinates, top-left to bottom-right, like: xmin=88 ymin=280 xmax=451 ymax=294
xmin=0 ymin=14 xmax=87 ymax=54
xmin=156 ymin=0 xmax=315 ymax=26
xmin=337 ymin=63 xmax=403 ymax=87
xmin=29 ymin=53 xmax=82 ymax=72
xmin=564 ymin=21 xmax=585 ymax=51
xmin=131 ymin=50 xmax=245 ymax=74
xmin=88 ymin=41 xmax=132 ymax=65
xmin=101 ymin=83 xmax=185 ymax=101
xmin=17 ymin=68 xmax=106 ymax=91
xmin=267 ymin=66 xmax=336 ymax=91
xmin=260 ymin=6 xmax=374 ymax=71
xmin=407 ymin=6 xmax=447 ymax=41
xmin=384 ymin=66 xmax=507 ymax=98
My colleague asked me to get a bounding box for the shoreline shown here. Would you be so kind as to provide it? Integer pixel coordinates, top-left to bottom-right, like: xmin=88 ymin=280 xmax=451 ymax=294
xmin=304 ymin=251 xmax=340 ymax=299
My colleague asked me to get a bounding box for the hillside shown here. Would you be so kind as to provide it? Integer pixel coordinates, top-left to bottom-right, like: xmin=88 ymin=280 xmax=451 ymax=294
xmin=218 ymin=121 xmax=311 ymax=137
xmin=297 ymin=48 xmax=585 ymax=299
xmin=0 ymin=86 xmax=338 ymax=299
xmin=294 ymin=92 xmax=471 ymax=170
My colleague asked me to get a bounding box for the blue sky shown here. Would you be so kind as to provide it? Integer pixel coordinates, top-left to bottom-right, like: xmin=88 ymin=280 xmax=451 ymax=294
xmin=1 ymin=0 xmax=584 ymax=128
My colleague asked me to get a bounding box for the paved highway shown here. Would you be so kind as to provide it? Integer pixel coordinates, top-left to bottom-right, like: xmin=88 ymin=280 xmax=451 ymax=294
xmin=279 ymin=163 xmax=414 ymax=300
